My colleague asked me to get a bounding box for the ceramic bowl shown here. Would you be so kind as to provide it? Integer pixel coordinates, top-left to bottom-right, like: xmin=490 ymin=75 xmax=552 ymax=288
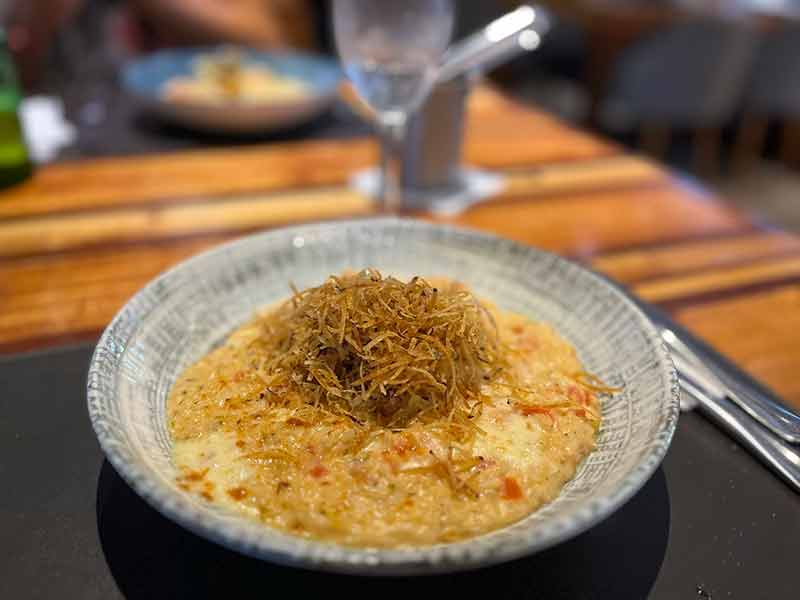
xmin=87 ymin=218 xmax=679 ymax=575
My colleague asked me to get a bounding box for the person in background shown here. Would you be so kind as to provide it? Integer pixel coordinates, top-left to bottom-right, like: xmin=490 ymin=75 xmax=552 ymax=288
xmin=127 ymin=0 xmax=317 ymax=51
xmin=3 ymin=0 xmax=84 ymax=90
xmin=6 ymin=0 xmax=319 ymax=91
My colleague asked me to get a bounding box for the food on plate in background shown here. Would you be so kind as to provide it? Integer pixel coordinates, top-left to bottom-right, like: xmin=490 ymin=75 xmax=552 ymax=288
xmin=162 ymin=48 xmax=309 ymax=105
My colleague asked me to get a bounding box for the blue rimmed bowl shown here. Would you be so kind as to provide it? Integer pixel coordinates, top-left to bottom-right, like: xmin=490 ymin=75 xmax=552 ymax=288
xmin=122 ymin=47 xmax=341 ymax=134
xmin=87 ymin=218 xmax=679 ymax=575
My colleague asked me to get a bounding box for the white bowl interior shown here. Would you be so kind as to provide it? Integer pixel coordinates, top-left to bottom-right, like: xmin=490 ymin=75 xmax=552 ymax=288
xmin=88 ymin=218 xmax=678 ymax=574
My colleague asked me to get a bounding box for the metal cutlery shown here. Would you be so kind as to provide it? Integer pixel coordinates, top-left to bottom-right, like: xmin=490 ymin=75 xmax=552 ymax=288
xmin=437 ymin=4 xmax=552 ymax=84
xmin=594 ymin=272 xmax=800 ymax=490
xmin=658 ymin=322 xmax=800 ymax=491
xmin=663 ymin=327 xmax=800 ymax=444
xmin=678 ymin=374 xmax=800 ymax=491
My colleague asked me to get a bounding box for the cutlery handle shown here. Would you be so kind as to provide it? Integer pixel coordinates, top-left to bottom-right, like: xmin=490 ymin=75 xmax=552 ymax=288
xmin=437 ymin=5 xmax=551 ymax=83
xmin=666 ymin=329 xmax=800 ymax=444
xmin=722 ymin=375 xmax=800 ymax=444
xmin=680 ymin=376 xmax=800 ymax=492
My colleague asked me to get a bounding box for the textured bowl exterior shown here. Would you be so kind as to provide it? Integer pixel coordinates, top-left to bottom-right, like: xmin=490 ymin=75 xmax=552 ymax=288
xmin=87 ymin=218 xmax=679 ymax=575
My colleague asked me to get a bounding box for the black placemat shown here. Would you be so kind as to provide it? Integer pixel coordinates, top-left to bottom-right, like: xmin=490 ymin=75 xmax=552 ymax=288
xmin=1 ymin=344 xmax=797 ymax=600
xmin=57 ymin=98 xmax=371 ymax=161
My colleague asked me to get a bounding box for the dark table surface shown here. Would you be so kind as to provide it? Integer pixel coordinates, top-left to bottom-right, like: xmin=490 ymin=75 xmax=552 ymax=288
xmin=1 ymin=343 xmax=797 ymax=600
xmin=55 ymin=80 xmax=371 ymax=161
xmin=6 ymin=63 xmax=799 ymax=598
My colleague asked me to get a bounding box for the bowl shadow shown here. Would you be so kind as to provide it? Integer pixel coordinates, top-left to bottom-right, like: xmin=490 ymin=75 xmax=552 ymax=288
xmin=130 ymin=99 xmax=369 ymax=146
xmin=96 ymin=460 xmax=670 ymax=599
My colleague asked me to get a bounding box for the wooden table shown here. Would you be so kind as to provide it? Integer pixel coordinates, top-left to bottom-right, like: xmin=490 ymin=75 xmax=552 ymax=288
xmin=3 ymin=87 xmax=800 ymax=410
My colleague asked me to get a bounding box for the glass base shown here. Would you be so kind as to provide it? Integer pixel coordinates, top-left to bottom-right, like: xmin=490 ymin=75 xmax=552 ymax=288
xmin=350 ymin=167 xmax=504 ymax=215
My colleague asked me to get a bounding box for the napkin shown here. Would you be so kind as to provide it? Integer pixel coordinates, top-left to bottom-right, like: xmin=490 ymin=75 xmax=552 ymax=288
xmin=19 ymin=96 xmax=77 ymax=164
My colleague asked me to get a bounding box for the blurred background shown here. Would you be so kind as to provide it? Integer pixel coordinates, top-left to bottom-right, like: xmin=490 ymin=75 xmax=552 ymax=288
xmin=2 ymin=0 xmax=800 ymax=229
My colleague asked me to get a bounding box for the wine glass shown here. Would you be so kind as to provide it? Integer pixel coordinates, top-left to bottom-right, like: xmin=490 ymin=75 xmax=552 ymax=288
xmin=333 ymin=0 xmax=454 ymax=210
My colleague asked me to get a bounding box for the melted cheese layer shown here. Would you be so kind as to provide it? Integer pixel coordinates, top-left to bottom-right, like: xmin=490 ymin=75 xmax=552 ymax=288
xmin=168 ymin=304 xmax=600 ymax=547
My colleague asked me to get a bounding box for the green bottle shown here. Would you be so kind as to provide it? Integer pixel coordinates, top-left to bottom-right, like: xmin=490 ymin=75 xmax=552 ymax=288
xmin=0 ymin=29 xmax=31 ymax=188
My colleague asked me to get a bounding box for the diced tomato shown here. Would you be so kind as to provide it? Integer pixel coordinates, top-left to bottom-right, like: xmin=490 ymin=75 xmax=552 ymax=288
xmin=393 ymin=434 xmax=416 ymax=457
xmin=502 ymin=476 xmax=524 ymax=500
xmin=574 ymin=409 xmax=586 ymax=419
xmin=381 ymin=450 xmax=399 ymax=474
xmin=568 ymin=384 xmax=592 ymax=405
xmin=517 ymin=404 xmax=556 ymax=425
xmin=310 ymin=464 xmax=328 ymax=478
xmin=227 ymin=486 xmax=248 ymax=500
xmin=518 ymin=405 xmax=550 ymax=416
xmin=567 ymin=385 xmax=582 ymax=403
xmin=182 ymin=468 xmax=208 ymax=481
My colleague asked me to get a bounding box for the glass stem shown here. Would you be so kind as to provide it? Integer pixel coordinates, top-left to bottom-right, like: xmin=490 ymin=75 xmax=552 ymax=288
xmin=380 ymin=116 xmax=407 ymax=212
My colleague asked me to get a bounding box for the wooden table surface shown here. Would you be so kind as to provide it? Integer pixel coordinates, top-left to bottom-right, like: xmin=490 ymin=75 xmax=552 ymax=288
xmin=2 ymin=87 xmax=800 ymax=409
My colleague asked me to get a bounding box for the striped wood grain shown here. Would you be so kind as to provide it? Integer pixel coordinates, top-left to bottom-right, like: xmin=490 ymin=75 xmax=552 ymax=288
xmin=1 ymin=91 xmax=799 ymax=408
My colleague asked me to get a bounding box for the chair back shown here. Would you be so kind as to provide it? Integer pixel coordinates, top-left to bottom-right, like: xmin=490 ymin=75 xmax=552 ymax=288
xmin=744 ymin=25 xmax=800 ymax=118
xmin=600 ymin=20 xmax=759 ymax=130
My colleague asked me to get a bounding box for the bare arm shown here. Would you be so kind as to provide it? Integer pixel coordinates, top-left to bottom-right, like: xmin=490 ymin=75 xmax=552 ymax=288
xmin=129 ymin=0 xmax=316 ymax=50
xmin=6 ymin=0 xmax=85 ymax=89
